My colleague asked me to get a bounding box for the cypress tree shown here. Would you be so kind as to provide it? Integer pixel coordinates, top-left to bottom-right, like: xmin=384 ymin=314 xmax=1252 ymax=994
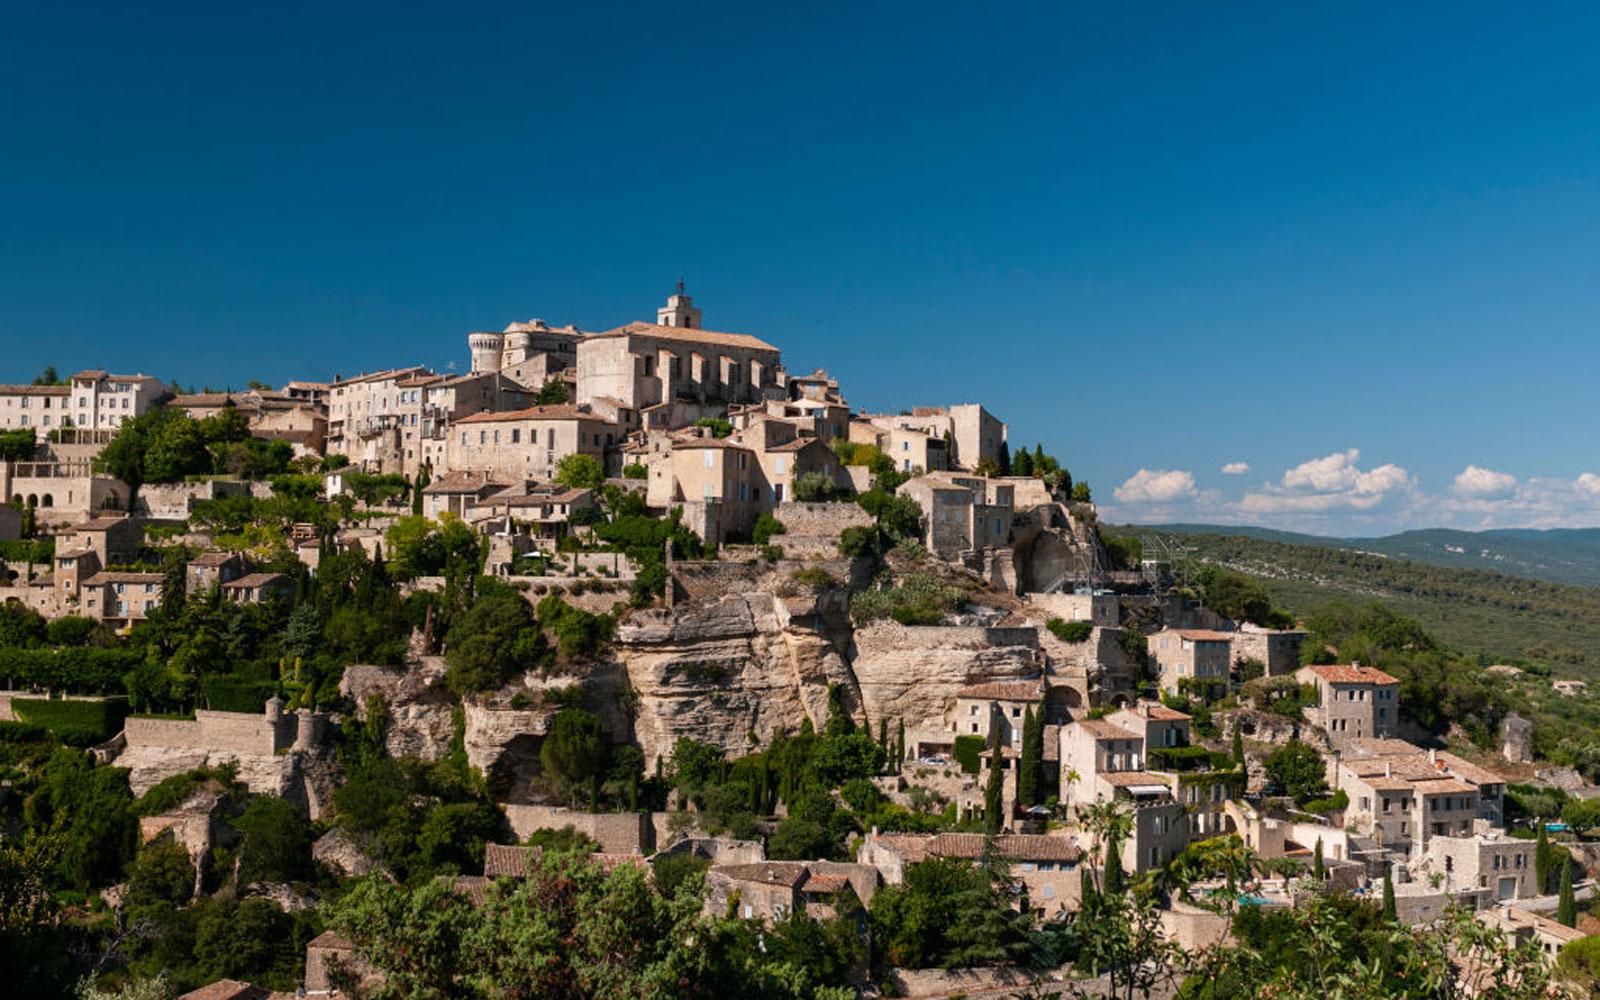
xmin=1537 ymin=822 xmax=1552 ymax=892
xmin=1079 ymin=867 xmax=1099 ymax=915
xmin=1313 ymin=838 xmax=1324 ymax=880
xmin=1382 ymin=865 xmax=1397 ymax=922
xmin=983 ymin=739 xmax=1005 ymax=834
xmin=879 ymin=718 xmax=889 ymax=758
xmin=1017 ymin=707 xmax=1042 ymax=807
xmin=1103 ymin=837 xmax=1125 ymax=897
xmin=1559 ymin=861 xmax=1577 ymax=927
xmin=895 ymin=719 xmax=905 ymax=774
xmin=1231 ymin=724 xmax=1245 ymax=767
xmin=998 ymin=440 xmax=1012 ymax=477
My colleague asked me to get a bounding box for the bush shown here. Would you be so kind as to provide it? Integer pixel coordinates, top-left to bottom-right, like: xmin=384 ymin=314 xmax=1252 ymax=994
xmin=789 ymin=567 xmax=838 ymax=591
xmin=851 ymin=572 xmax=966 ymax=626
xmin=11 ymin=697 xmax=127 ymax=744
xmin=621 ymin=462 xmax=648 ymax=480
xmin=791 ymin=472 xmax=838 ymax=502
xmin=1302 ymin=789 xmax=1350 ymax=815
xmin=952 ymin=735 xmax=984 ymax=774
xmin=752 ymin=513 xmax=787 ymax=547
xmin=0 ymin=647 xmax=141 ymax=693
xmin=1046 ymin=618 xmax=1092 ymax=643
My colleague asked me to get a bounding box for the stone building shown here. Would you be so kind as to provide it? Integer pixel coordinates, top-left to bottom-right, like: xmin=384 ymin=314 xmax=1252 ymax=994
xmin=0 ymin=383 xmax=70 ymax=435
xmin=575 ymin=291 xmax=784 ymax=410
xmin=326 ymin=366 xmax=531 ymax=476
xmin=1335 ymin=739 xmax=1508 ymax=860
xmin=1149 ymin=628 xmax=1233 ymax=697
xmin=898 ymin=473 xmax=1014 ymax=559
xmin=1423 ymin=831 xmax=1534 ymax=901
xmin=64 ymin=371 xmax=170 ymax=432
xmin=857 ymin=830 xmax=1083 ymax=917
xmin=860 ymin=403 xmax=1007 ymax=472
xmin=951 ymin=679 xmax=1045 ymax=748
xmin=170 ymin=391 xmax=327 ymax=456
xmin=445 ymin=405 xmax=618 ymax=482
xmin=186 ymin=551 xmax=246 ymax=593
xmin=1230 ymin=623 xmax=1307 ymax=677
xmin=220 ymin=572 xmax=293 ymax=604
xmin=79 ymin=571 xmax=164 ymax=627
xmin=1296 ymin=663 xmax=1400 ymax=741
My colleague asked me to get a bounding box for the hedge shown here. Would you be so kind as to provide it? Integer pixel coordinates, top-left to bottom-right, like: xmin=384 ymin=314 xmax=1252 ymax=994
xmin=200 ymin=674 xmax=277 ymax=714
xmin=11 ymin=697 xmax=127 ymax=745
xmin=0 ymin=538 xmax=54 ymax=563
xmin=0 ymin=647 xmax=142 ymax=693
xmin=953 ymin=735 xmax=985 ymax=774
xmin=1046 ymin=618 xmax=1093 ymax=643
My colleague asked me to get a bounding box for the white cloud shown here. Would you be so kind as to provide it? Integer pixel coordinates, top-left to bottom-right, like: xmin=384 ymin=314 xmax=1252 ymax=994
xmin=1452 ymin=465 xmax=1517 ymax=497
xmin=1221 ymin=462 xmax=1250 ymax=475
xmin=1577 ymin=472 xmax=1600 ymax=497
xmin=1114 ymin=469 xmax=1198 ymax=504
xmin=1237 ymin=448 xmax=1414 ymax=518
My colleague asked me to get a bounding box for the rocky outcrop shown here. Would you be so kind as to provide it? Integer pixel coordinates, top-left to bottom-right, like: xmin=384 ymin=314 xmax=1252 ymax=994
xmin=313 ymin=828 xmax=383 ymax=880
xmin=851 ymin=622 xmax=1040 ymax=731
xmin=341 ymin=657 xmax=456 ymax=760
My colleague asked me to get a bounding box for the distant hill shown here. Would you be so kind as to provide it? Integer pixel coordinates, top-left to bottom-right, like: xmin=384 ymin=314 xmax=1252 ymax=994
xmin=1133 ymin=523 xmax=1600 ymax=589
xmin=1104 ymin=526 xmax=1600 ymax=679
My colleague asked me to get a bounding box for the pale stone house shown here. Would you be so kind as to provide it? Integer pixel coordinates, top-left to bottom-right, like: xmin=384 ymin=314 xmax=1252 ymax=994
xmin=1336 ymin=739 xmax=1508 ymax=859
xmin=1424 ymin=831 xmax=1534 ymax=901
xmin=575 ymin=291 xmax=784 ymax=410
xmin=65 ymin=371 xmax=170 ymax=432
xmin=326 ymin=366 xmax=531 ymax=476
xmin=1058 ymin=715 xmax=1191 ymax=872
xmin=857 ymin=830 xmax=1083 ymax=917
xmin=704 ymin=861 xmax=876 ymax=922
xmin=861 ymin=404 xmax=1007 ymax=472
xmin=1230 ymin=623 xmax=1307 ymax=677
xmin=81 ymin=570 xmax=163 ymax=627
xmin=445 ymin=405 xmax=617 ymax=482
xmin=898 ymin=473 xmax=1013 ymax=559
xmin=952 ymin=679 xmax=1045 ymax=748
xmin=220 ymin=572 xmax=292 ymax=604
xmin=0 ymin=384 xmax=70 ymax=436
xmin=1477 ymin=904 xmax=1587 ymax=962
xmin=186 ymin=551 xmax=245 ymax=593
xmin=1296 ymin=663 xmax=1400 ymax=741
xmin=1149 ymin=628 xmax=1233 ymax=697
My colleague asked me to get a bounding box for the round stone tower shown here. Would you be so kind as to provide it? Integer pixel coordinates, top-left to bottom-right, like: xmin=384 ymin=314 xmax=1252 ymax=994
xmin=468 ymin=331 xmax=505 ymax=373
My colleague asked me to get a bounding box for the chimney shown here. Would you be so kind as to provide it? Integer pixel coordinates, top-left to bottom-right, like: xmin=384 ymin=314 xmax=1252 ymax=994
xmin=1385 ymin=762 xmax=1392 ymax=779
xmin=1428 ymin=748 xmax=1439 ymax=768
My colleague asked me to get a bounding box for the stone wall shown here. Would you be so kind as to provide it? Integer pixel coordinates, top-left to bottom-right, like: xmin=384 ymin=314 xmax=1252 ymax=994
xmin=502 ymin=804 xmax=655 ymax=855
xmin=887 ymin=966 xmax=1039 ymax=998
xmin=124 ymin=709 xmax=288 ymax=756
xmin=772 ymin=502 xmax=872 ymax=538
xmin=133 ymin=479 xmax=250 ymax=520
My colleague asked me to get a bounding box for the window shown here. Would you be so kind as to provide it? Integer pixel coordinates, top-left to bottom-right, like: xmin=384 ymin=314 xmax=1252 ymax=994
xmin=704 ymin=450 xmax=714 ymax=468
xmin=1042 ymin=885 xmax=1054 ymax=900
xmin=479 ymin=431 xmax=486 ymax=445
xmin=511 ymin=429 xmax=520 ymax=443
xmin=774 ymin=456 xmax=786 ymax=475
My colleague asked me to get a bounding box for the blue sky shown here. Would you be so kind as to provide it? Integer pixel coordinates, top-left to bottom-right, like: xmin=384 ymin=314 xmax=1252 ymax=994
xmin=4 ymin=2 xmax=1600 ymax=534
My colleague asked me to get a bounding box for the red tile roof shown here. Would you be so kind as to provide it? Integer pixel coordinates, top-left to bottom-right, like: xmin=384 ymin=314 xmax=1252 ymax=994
xmin=1306 ymin=664 xmax=1399 ymax=685
xmin=955 ymin=680 xmax=1045 ymax=701
xmin=596 ymin=320 xmax=779 ymax=353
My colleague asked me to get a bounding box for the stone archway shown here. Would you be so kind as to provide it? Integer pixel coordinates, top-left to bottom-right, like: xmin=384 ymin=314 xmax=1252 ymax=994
xmin=40 ymin=494 xmax=52 ymax=508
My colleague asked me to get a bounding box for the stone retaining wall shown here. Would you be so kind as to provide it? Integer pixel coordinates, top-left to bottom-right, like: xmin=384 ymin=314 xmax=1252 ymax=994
xmin=503 ymin=804 xmax=656 ymax=855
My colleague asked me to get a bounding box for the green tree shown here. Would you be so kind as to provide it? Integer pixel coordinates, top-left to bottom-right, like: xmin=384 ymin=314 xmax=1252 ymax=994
xmin=443 ymin=583 xmax=546 ymax=694
xmin=1231 ymin=723 xmax=1245 ymax=767
xmin=1559 ymin=860 xmax=1577 ymax=927
xmin=1016 ymin=706 xmax=1042 ymax=808
xmin=541 ymin=708 xmax=605 ymax=807
xmin=555 ymin=453 xmax=605 ymax=490
xmin=126 ymin=836 xmax=195 ymax=907
xmin=23 ymin=748 xmax=136 ymax=889
xmin=870 ymin=856 xmax=1032 ymax=969
xmin=1263 ymin=739 xmax=1327 ymax=805
xmin=234 ymin=795 xmax=314 ymax=884
xmin=983 ymin=737 xmax=1005 ymax=835
xmin=1382 ymin=864 xmax=1397 ymax=921
xmin=534 ymin=380 xmax=570 ymax=405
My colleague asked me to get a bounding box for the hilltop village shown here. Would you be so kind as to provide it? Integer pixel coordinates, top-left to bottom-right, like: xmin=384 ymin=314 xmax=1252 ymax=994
xmin=3 ymin=290 xmax=1597 ymax=998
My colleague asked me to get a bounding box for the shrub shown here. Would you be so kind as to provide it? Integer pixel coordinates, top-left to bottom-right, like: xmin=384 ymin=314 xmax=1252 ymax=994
xmin=952 ymin=735 xmax=985 ymax=774
xmin=1046 ymin=618 xmax=1093 ymax=643
xmin=789 ymin=567 xmax=838 ymax=591
xmin=0 ymin=647 xmax=141 ymax=693
xmin=11 ymin=697 xmax=126 ymax=744
xmin=621 ymin=462 xmax=648 ymax=480
xmin=1302 ymin=789 xmax=1350 ymax=815
xmin=850 ymin=572 xmax=966 ymax=626
xmin=752 ymin=513 xmax=787 ymax=547
xmin=791 ymin=472 xmax=837 ymax=502
xmin=759 ymin=544 xmax=784 ymax=562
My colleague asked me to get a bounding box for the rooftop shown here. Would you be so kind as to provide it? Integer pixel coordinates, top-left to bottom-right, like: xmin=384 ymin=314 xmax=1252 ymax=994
xmin=1306 ymin=663 xmax=1400 ymax=685
xmin=955 ymin=680 xmax=1045 ymax=702
xmin=596 ymin=320 xmax=779 ymax=353
xmin=1072 ymin=719 xmax=1138 ymax=741
xmin=221 ymin=572 xmax=288 ymax=590
xmin=454 ymin=405 xmax=600 ymax=424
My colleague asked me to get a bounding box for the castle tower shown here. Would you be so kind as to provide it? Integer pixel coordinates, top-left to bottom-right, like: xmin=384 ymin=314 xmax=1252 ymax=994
xmin=656 ymin=280 xmax=702 ymax=329
xmin=468 ymin=331 xmax=505 ymax=373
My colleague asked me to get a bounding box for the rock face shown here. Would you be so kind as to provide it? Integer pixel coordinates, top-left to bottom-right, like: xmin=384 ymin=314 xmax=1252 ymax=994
xmin=614 ymin=592 xmax=1043 ymax=764
xmin=341 ymin=657 xmax=456 ymax=760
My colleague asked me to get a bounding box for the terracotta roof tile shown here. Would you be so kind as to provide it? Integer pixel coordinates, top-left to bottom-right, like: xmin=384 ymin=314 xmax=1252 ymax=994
xmin=1306 ymin=664 xmax=1399 ymax=685
xmin=596 ymin=320 xmax=779 ymax=353
xmin=955 ymin=680 xmax=1045 ymax=701
xmin=454 ymin=405 xmax=604 ymax=424
xmin=483 ymin=843 xmax=536 ymax=878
